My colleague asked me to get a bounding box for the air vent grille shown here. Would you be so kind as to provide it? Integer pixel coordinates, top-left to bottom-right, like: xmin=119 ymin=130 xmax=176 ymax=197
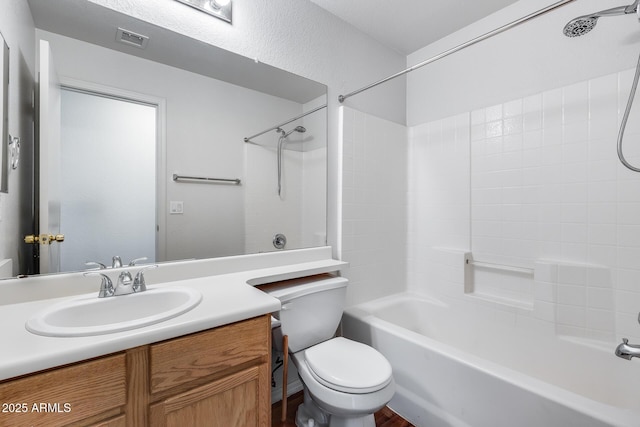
xmin=116 ymin=28 xmax=149 ymax=49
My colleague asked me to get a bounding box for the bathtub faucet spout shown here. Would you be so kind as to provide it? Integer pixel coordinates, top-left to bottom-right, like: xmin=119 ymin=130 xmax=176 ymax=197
xmin=615 ymin=338 xmax=640 ymax=360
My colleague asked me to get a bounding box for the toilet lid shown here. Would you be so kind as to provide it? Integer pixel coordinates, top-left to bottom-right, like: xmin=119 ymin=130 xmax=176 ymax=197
xmin=304 ymin=337 xmax=392 ymax=394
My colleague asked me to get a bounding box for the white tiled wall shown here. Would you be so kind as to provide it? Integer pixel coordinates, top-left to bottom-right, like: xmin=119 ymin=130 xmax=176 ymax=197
xmin=244 ymin=97 xmax=327 ymax=255
xmin=341 ymin=107 xmax=408 ymax=306
xmin=244 ymin=132 xmax=327 ymax=254
xmin=301 ymin=97 xmax=328 ymax=249
xmin=408 ymin=67 xmax=640 ymax=344
xmin=244 ymin=142 xmax=304 ymax=254
xmin=407 ymin=114 xmax=470 ymax=297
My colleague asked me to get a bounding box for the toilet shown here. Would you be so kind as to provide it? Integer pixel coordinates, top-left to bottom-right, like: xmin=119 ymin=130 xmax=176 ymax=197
xmin=266 ymin=275 xmax=395 ymax=427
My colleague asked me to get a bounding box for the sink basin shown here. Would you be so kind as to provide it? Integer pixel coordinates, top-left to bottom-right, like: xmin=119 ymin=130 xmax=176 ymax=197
xmin=26 ymin=287 xmax=202 ymax=337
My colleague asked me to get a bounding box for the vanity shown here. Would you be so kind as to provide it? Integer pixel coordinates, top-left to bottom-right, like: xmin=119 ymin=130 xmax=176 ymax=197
xmin=0 ymin=247 xmax=346 ymax=426
xmin=1 ymin=316 xmax=271 ymax=426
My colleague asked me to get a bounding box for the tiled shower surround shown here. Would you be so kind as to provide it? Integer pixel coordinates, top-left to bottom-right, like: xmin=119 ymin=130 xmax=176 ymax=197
xmin=409 ymin=66 xmax=640 ymax=344
xmin=341 ymin=108 xmax=408 ymax=306
xmin=343 ymin=66 xmax=640 ymax=346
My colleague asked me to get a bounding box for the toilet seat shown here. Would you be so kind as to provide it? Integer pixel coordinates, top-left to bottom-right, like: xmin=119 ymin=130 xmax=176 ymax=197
xmin=303 ymin=337 xmax=392 ymax=394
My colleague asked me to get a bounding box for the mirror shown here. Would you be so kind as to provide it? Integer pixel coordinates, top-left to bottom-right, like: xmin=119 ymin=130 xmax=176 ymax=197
xmin=18 ymin=0 xmax=327 ymax=276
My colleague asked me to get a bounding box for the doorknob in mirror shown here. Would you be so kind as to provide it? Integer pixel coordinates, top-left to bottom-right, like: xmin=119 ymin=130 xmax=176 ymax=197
xmin=24 ymin=234 xmax=65 ymax=245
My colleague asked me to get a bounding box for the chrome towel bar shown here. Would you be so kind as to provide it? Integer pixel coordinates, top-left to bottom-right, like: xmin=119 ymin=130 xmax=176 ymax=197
xmin=465 ymin=258 xmax=534 ymax=275
xmin=172 ymin=174 xmax=241 ymax=185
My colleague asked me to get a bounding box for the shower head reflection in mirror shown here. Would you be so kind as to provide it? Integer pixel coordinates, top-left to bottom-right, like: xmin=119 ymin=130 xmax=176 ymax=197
xmin=277 ymin=126 xmax=307 ymax=197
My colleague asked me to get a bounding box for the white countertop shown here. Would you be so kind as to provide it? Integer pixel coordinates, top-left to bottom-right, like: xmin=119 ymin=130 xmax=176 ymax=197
xmin=0 ymin=251 xmax=347 ymax=381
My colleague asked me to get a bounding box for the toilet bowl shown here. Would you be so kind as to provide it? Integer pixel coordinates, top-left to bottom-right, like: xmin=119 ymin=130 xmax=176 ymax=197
xmin=265 ymin=275 xmax=395 ymax=427
xmin=293 ymin=338 xmax=395 ymax=427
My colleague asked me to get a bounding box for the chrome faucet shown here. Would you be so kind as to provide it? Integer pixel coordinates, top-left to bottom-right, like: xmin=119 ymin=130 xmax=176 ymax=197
xmin=85 ymin=256 xmax=127 ymax=270
xmin=133 ymin=265 xmax=156 ymax=292
xmin=114 ymin=270 xmax=134 ymax=296
xmin=86 ymin=265 xmax=157 ymax=298
xmin=86 ymin=256 xmax=148 ymax=271
xmin=85 ymin=272 xmax=116 ymax=298
xmin=85 ymin=261 xmax=106 ymax=270
xmin=129 ymin=257 xmax=148 ymax=267
xmin=615 ymin=338 xmax=640 ymax=360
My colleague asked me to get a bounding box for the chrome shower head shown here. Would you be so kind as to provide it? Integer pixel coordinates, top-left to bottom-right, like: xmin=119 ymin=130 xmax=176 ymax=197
xmin=282 ymin=125 xmax=306 ymax=138
xmin=563 ymin=16 xmax=598 ymax=37
xmin=563 ymin=2 xmax=640 ymax=37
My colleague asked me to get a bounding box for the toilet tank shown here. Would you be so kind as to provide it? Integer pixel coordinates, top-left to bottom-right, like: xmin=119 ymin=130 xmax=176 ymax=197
xmin=264 ymin=275 xmax=347 ymax=353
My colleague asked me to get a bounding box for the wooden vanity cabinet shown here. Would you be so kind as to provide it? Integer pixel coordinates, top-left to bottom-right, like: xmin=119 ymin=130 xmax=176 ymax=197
xmin=0 ymin=353 xmax=127 ymax=427
xmin=146 ymin=315 xmax=271 ymax=426
xmin=0 ymin=315 xmax=271 ymax=427
xmin=148 ymin=365 xmax=265 ymax=426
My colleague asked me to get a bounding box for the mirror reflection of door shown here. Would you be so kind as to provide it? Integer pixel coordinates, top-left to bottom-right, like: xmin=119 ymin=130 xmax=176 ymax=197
xmin=36 ymin=39 xmax=62 ymax=274
xmin=59 ymin=88 xmax=157 ymax=272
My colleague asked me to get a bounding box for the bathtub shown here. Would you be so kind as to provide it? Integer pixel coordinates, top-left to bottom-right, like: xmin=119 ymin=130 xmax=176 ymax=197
xmin=342 ymin=293 xmax=640 ymax=427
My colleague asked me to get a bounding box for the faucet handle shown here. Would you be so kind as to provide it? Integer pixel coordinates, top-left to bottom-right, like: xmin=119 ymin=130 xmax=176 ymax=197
xmin=623 ymin=338 xmax=629 ymax=345
xmin=133 ymin=265 xmax=158 ymax=293
xmin=128 ymin=257 xmax=148 ymax=267
xmin=85 ymin=261 xmax=106 ymax=270
xmin=112 ymin=271 xmax=134 ymax=296
xmin=85 ymin=272 xmax=114 ymax=298
xmin=118 ymin=271 xmax=133 ymax=287
xmin=112 ymin=256 xmax=123 ymax=269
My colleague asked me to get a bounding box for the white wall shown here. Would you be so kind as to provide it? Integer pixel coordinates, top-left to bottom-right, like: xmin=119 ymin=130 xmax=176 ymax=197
xmin=0 ymin=0 xmax=35 ymax=275
xmin=406 ymin=0 xmax=640 ymax=344
xmin=407 ymin=0 xmax=640 ymax=125
xmin=85 ymin=0 xmax=408 ymax=259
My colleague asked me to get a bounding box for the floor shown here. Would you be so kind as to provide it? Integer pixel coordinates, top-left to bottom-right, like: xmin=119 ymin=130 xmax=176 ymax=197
xmin=271 ymin=391 xmax=415 ymax=427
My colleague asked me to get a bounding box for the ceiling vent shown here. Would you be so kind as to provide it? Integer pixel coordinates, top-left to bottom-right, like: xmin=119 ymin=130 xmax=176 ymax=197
xmin=116 ymin=28 xmax=149 ymax=49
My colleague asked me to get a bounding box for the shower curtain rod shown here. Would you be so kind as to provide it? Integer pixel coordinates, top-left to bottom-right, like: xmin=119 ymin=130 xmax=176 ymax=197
xmin=244 ymin=104 xmax=327 ymax=142
xmin=338 ymin=0 xmax=576 ymax=103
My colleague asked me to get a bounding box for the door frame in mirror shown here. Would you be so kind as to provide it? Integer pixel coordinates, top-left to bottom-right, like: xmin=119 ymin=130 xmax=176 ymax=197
xmin=58 ymin=76 xmax=168 ymax=262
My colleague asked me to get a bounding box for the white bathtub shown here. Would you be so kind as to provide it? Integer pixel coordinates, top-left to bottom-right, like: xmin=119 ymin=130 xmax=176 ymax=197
xmin=342 ymin=293 xmax=640 ymax=427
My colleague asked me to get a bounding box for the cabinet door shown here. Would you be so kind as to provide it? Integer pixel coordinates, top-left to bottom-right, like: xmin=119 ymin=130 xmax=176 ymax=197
xmin=149 ymin=316 xmax=269 ymax=395
xmin=149 ymin=366 xmax=265 ymax=427
xmin=0 ymin=354 xmax=126 ymax=427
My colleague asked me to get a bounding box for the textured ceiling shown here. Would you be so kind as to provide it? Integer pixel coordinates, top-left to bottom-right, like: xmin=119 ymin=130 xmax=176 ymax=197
xmin=310 ymin=0 xmax=520 ymax=54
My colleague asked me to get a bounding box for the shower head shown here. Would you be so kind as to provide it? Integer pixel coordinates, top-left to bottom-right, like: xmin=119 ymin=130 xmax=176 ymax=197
xmin=563 ymin=16 xmax=599 ymax=37
xmin=563 ymin=2 xmax=640 ymax=37
xmin=281 ymin=125 xmax=306 ymax=138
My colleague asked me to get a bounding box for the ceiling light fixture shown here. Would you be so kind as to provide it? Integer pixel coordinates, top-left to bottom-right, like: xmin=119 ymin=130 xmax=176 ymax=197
xmin=174 ymin=0 xmax=232 ymax=24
